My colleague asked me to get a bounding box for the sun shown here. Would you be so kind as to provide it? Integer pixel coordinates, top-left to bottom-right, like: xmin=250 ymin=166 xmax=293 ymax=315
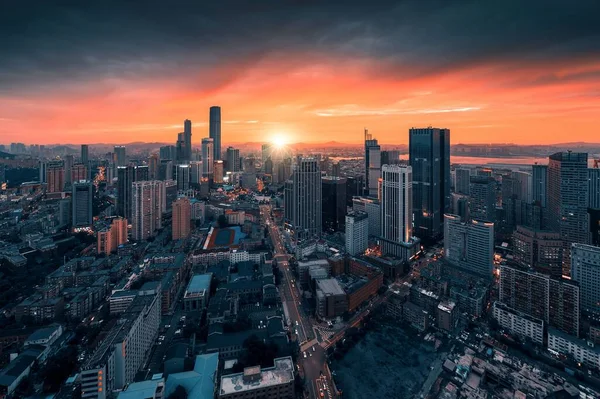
xmin=273 ymin=135 xmax=286 ymax=148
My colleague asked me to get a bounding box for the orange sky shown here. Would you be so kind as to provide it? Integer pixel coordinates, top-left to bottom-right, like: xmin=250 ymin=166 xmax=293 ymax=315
xmin=2 ymin=55 xmax=600 ymax=146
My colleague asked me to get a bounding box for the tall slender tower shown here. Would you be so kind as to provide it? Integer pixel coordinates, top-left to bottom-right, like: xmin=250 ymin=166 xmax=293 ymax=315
xmin=532 ymin=164 xmax=548 ymax=207
xmin=131 ymin=180 xmax=164 ymax=241
xmin=72 ymin=180 xmax=93 ymax=227
xmin=209 ymin=106 xmax=221 ymax=160
xmin=409 ymin=127 xmax=451 ymax=241
xmin=226 ymin=147 xmax=240 ymax=172
xmin=81 ymin=144 xmax=89 ymax=165
xmin=114 ymin=146 xmax=127 ymax=166
xmin=285 ymin=156 xmax=322 ymax=239
xmin=201 ymin=138 xmax=214 ymax=177
xmin=183 ymin=119 xmax=192 ymax=162
xmin=172 ymin=197 xmax=191 ymax=240
xmin=117 ymin=166 xmax=135 ymax=219
xmin=364 ymin=129 xmax=380 ymax=197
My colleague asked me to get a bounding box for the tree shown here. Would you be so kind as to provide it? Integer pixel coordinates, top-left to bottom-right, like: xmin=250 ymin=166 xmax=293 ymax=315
xmin=167 ymin=385 xmax=188 ymax=399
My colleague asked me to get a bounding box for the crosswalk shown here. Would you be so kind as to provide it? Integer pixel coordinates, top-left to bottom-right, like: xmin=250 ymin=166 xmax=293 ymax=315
xmin=314 ymin=325 xmax=336 ymax=342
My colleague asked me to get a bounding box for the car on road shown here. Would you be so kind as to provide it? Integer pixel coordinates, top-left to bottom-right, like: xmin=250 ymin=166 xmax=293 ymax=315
xmin=175 ymin=329 xmax=182 ymax=335
xmin=303 ymin=351 xmax=307 ymax=358
xmin=295 ymin=320 xmax=299 ymax=326
xmin=312 ymin=346 xmax=316 ymax=352
xmin=164 ymin=324 xmax=171 ymax=328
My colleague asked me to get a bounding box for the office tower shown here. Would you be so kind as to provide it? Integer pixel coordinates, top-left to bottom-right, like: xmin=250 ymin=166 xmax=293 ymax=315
xmin=262 ymin=143 xmax=272 ymax=169
xmin=189 ymin=161 xmax=202 ymax=186
xmin=548 ymin=152 xmax=590 ymax=275
xmin=345 ymin=176 xmax=363 ymax=206
xmin=39 ymin=160 xmax=47 ymax=183
xmin=46 ymin=161 xmax=65 ymax=193
xmin=364 ymin=129 xmax=380 ymax=196
xmin=451 ymin=193 xmax=469 ymax=221
xmin=352 ymin=196 xmax=381 ymax=237
xmin=444 ymin=214 xmax=494 ymax=278
xmin=176 ymin=164 xmax=190 ymax=191
xmin=589 ymin=167 xmax=600 ymax=209
xmin=114 ymin=145 xmax=126 ymax=166
xmin=131 ymin=180 xmax=164 ymax=241
xmin=159 ymin=145 xmax=176 ymax=161
xmin=81 ymin=144 xmax=89 ymax=165
xmin=499 ymin=264 xmax=580 ymax=337
xmin=183 ymin=119 xmax=192 ymax=162
xmin=331 ymin=162 xmax=341 ymax=178
xmin=201 ymin=138 xmax=214 ymax=177
xmin=345 ymin=211 xmax=368 ymax=256
xmin=284 ymin=156 xmax=322 ymax=239
xmin=133 ymin=166 xmax=148 ymax=181
xmin=469 ymin=175 xmax=496 ymax=222
xmin=322 ymin=177 xmax=347 ymax=232
xmin=214 ymin=160 xmax=224 ymax=184
xmin=72 ymin=181 xmax=93 ymax=227
xmin=571 ymin=243 xmax=600 ymax=317
xmin=532 ymin=164 xmax=548 ymax=206
xmin=209 ymin=106 xmax=221 ymax=160
xmin=164 ymin=180 xmax=178 ymax=212
xmin=64 ymin=154 xmax=74 ymax=186
xmin=226 ymin=147 xmax=240 ymax=172
xmin=381 ymin=150 xmax=400 ymax=166
xmin=117 ymin=166 xmax=135 ymax=219
xmin=380 ymin=165 xmax=418 ymax=258
xmin=158 ymin=160 xmax=173 ymax=181
xmin=172 ymin=197 xmax=191 ymax=240
xmin=264 ymin=158 xmax=274 ymax=175
xmin=176 ymin=132 xmax=185 ymax=162
xmin=148 ymin=154 xmax=159 ymax=180
xmin=71 ymin=163 xmax=87 ymax=183
xmin=455 ymin=168 xmax=471 ymax=195
xmin=409 ymin=127 xmax=451 ymax=241
xmin=512 ymin=225 xmax=563 ymax=277
xmin=506 ymin=171 xmax=532 ymax=203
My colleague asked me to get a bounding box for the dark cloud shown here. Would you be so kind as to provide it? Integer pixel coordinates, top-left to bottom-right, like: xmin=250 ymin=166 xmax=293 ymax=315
xmin=1 ymin=0 xmax=599 ymax=94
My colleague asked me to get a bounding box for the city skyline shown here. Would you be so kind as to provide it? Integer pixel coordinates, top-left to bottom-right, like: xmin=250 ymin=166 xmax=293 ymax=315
xmin=1 ymin=2 xmax=600 ymax=145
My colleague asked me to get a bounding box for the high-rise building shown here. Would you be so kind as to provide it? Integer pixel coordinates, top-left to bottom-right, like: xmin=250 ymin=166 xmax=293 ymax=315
xmin=135 ymin=165 xmax=149 ymax=182
xmin=380 ymin=165 xmax=417 ymax=258
xmin=352 ymin=196 xmax=381 ymax=237
xmin=548 ymin=152 xmax=590 ymax=275
xmin=81 ymin=144 xmax=89 ymax=165
xmin=114 ymin=145 xmax=127 ymax=166
xmin=444 ymin=214 xmax=494 ymax=278
xmin=345 ymin=211 xmax=368 ymax=256
xmin=364 ymin=129 xmax=380 ymax=196
xmin=131 ymin=180 xmax=164 ymax=241
xmin=571 ymin=243 xmax=600 ymax=317
xmin=176 ymin=164 xmax=190 ymax=191
xmin=261 ymin=143 xmax=272 ymax=169
xmin=381 ymin=150 xmax=400 ymax=166
xmin=59 ymin=198 xmax=71 ymax=226
xmin=46 ymin=161 xmax=65 ymax=193
xmin=201 ymin=138 xmax=214 ymax=177
xmin=117 ymin=166 xmax=135 ymax=219
xmin=71 ymin=163 xmax=87 ymax=183
xmin=455 ymin=168 xmax=471 ymax=195
xmin=322 ymin=177 xmax=347 ymax=232
xmin=213 ymin=160 xmax=224 ymax=184
xmin=172 ymin=197 xmax=191 ymax=240
xmin=97 ymin=217 xmax=128 ymax=255
xmin=72 ymin=181 xmax=93 ymax=227
xmin=409 ymin=127 xmax=451 ymax=241
xmin=469 ymin=175 xmax=496 ymax=222
xmin=164 ymin=180 xmax=178 ymax=213
xmin=589 ymin=167 xmax=600 ymax=209
xmin=158 ymin=160 xmax=173 ymax=181
xmin=532 ymin=164 xmax=547 ymax=207
xmin=148 ymin=154 xmax=159 ymax=180
xmin=284 ymin=156 xmax=322 ymax=239
xmin=183 ymin=119 xmax=192 ymax=162
xmin=159 ymin=145 xmax=176 ymax=161
xmin=189 ymin=161 xmax=202 ymax=186
xmin=39 ymin=160 xmax=47 ymax=184
xmin=64 ymin=154 xmax=74 ymax=186
xmin=226 ymin=147 xmax=240 ymax=172
xmin=499 ymin=264 xmax=580 ymax=337
xmin=209 ymin=106 xmax=221 ymax=160
xmin=512 ymin=225 xmax=563 ymax=277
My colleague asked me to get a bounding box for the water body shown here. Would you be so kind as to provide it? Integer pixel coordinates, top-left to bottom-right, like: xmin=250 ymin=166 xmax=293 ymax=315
xmin=331 ymin=319 xmax=438 ymax=399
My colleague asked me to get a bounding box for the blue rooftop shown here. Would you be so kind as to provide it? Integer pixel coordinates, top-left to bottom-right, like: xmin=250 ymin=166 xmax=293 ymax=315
xmin=186 ymin=273 xmax=212 ymax=294
xmin=164 ymin=354 xmax=219 ymax=399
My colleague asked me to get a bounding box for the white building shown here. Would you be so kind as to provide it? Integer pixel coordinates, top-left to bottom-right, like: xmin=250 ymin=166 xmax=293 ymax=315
xmin=202 ymin=138 xmax=214 ymax=177
xmin=132 ymin=180 xmax=164 ymax=241
xmin=492 ymin=302 xmax=544 ymax=345
xmin=571 ymin=243 xmax=600 ymax=316
xmin=548 ymin=328 xmax=600 ymax=370
xmin=345 ymin=211 xmax=368 ymax=256
xmin=444 ymin=214 xmax=494 ymax=278
xmin=352 ymin=196 xmax=381 ymax=237
xmin=219 ymin=357 xmax=294 ymax=399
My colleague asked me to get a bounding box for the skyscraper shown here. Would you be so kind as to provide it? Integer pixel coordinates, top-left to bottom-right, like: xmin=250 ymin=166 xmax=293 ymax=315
xmin=201 ymin=138 xmax=214 ymax=177
xmin=226 ymin=147 xmax=240 ymax=172
xmin=158 ymin=160 xmax=173 ymax=181
xmin=345 ymin=211 xmax=369 ymax=256
xmin=176 ymin=164 xmax=190 ymax=191
xmin=117 ymin=166 xmax=135 ymax=219
xmin=262 ymin=143 xmax=272 ymax=169
xmin=512 ymin=225 xmax=563 ymax=277
xmin=455 ymin=168 xmax=471 ymax=195
xmin=81 ymin=144 xmax=89 ymax=165
xmin=134 ymin=165 xmax=149 ymax=182
xmin=285 ymin=156 xmax=322 ymax=239
xmin=183 ymin=119 xmax=192 ymax=162
xmin=159 ymin=145 xmax=176 ymax=161
xmin=409 ymin=127 xmax=451 ymax=241
xmin=532 ymin=164 xmax=548 ymax=206
xmin=444 ymin=214 xmax=494 ymax=278
xmin=321 ymin=177 xmax=347 ymax=232
xmin=469 ymin=175 xmax=496 ymax=222
xmin=213 ymin=160 xmax=224 ymax=184
xmin=72 ymin=180 xmax=93 ymax=227
xmin=380 ymin=165 xmax=417 ymax=258
xmin=64 ymin=154 xmax=74 ymax=186
xmin=131 ymin=180 xmax=164 ymax=241
xmin=172 ymin=197 xmax=191 ymax=240
xmin=364 ymin=129 xmax=379 ymax=196
xmin=588 ymin=167 xmax=600 ymax=209
xmin=46 ymin=161 xmax=65 ymax=193
xmin=148 ymin=154 xmax=159 ymax=180
xmin=189 ymin=161 xmax=202 ymax=186
xmin=114 ymin=146 xmax=127 ymax=166
xmin=571 ymin=243 xmax=600 ymax=317
xmin=71 ymin=163 xmax=87 ymax=183
xmin=548 ymin=152 xmax=590 ymax=275
xmin=209 ymin=106 xmax=221 ymax=160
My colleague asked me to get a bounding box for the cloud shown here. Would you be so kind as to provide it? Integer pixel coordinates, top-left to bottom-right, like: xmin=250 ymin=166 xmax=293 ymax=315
xmin=315 ymin=105 xmax=481 ymax=117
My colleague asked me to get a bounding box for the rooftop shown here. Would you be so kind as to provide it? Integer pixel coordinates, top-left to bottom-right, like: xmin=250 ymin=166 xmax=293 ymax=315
xmin=185 ymin=273 xmax=212 ymax=296
xmin=164 ymin=354 xmax=219 ymax=399
xmin=316 ymin=278 xmax=345 ymax=296
xmin=219 ymin=357 xmax=294 ymax=395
